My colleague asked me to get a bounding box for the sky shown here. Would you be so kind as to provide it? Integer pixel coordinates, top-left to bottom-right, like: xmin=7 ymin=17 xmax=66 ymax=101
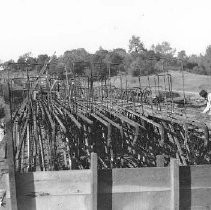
xmin=0 ymin=0 xmax=211 ymax=61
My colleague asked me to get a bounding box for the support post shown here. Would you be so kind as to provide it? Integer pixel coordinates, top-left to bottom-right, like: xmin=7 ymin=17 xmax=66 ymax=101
xmin=91 ymin=152 xmax=98 ymax=210
xmin=170 ymin=158 xmax=179 ymax=210
xmin=6 ymin=122 xmax=18 ymax=210
xmin=15 ymin=122 xmax=19 ymax=149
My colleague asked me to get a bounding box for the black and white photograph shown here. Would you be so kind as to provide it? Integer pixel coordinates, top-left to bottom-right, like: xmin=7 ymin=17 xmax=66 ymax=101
xmin=0 ymin=0 xmax=211 ymax=209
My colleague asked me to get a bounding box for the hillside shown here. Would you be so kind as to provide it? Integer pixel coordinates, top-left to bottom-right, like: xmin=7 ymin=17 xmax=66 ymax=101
xmin=110 ymin=70 xmax=211 ymax=95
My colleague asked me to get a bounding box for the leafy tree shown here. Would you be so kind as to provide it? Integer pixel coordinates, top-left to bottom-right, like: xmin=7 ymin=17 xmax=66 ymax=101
xmin=94 ymin=48 xmax=109 ymax=61
xmin=1 ymin=59 xmax=16 ymax=71
xmin=16 ymin=52 xmax=36 ymax=71
xmin=5 ymin=36 xmax=211 ymax=78
xmin=151 ymin=41 xmax=176 ymax=57
xmin=37 ymin=54 xmax=50 ymax=72
xmin=201 ymin=45 xmax=211 ymax=75
xmin=48 ymin=55 xmax=58 ymax=75
xmin=128 ymin=37 xmax=161 ymax=76
xmin=92 ymin=48 xmax=128 ymax=78
xmin=63 ymin=48 xmax=90 ymax=62
xmin=92 ymin=49 xmax=108 ymax=79
xmin=177 ymin=50 xmax=188 ymax=61
xmin=129 ymin=35 xmax=146 ymax=55
xmin=129 ymin=55 xmax=157 ymax=76
xmin=62 ymin=48 xmax=91 ymax=75
xmin=113 ymin=48 xmax=127 ymax=57
xmin=112 ymin=48 xmax=129 ymax=72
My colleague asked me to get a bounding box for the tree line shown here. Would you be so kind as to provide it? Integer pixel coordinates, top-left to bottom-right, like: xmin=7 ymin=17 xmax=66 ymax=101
xmin=1 ymin=35 xmax=211 ymax=79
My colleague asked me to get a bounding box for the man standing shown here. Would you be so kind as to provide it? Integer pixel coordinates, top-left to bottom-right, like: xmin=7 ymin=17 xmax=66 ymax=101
xmin=199 ymin=90 xmax=211 ymax=115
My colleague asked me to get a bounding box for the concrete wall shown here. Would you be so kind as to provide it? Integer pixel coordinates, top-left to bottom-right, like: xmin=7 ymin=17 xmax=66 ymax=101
xmin=16 ymin=170 xmax=92 ymax=210
xmin=14 ymin=161 xmax=211 ymax=210
xmin=98 ymin=167 xmax=171 ymax=210
xmin=180 ymin=165 xmax=211 ymax=210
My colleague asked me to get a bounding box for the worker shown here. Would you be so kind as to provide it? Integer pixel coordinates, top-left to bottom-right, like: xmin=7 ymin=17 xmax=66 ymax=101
xmin=199 ymin=90 xmax=211 ymax=115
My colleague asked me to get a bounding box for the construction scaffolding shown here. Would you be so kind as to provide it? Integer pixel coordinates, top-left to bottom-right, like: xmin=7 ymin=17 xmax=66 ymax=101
xmin=4 ymin=59 xmax=210 ymax=173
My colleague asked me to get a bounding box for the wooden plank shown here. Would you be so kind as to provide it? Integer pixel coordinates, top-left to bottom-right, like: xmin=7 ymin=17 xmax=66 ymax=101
xmin=98 ymin=169 xmax=112 ymax=210
xmin=16 ymin=170 xmax=91 ymax=196
xmin=180 ymin=188 xmax=211 ymax=210
xmin=180 ymin=165 xmax=211 ymax=189
xmin=170 ymin=158 xmax=179 ymax=210
xmin=111 ymin=191 xmax=170 ymax=210
xmin=99 ymin=167 xmax=170 ymax=193
xmin=6 ymin=122 xmax=18 ymax=210
xmin=91 ymin=153 xmax=97 ymax=210
xmin=17 ymin=195 xmax=91 ymax=210
xmin=179 ymin=165 xmax=211 ymax=210
xmin=16 ymin=170 xmax=92 ymax=210
xmin=98 ymin=167 xmax=171 ymax=210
